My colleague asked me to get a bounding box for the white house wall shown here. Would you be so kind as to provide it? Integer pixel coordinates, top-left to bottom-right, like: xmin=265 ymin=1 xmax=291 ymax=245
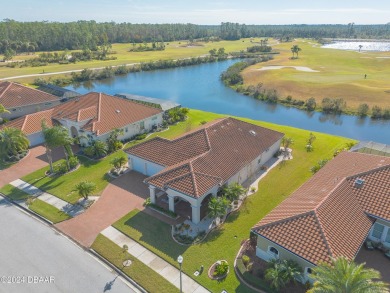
xmin=227 ymin=138 xmax=282 ymax=185
xmin=97 ymin=114 xmax=163 ymax=143
xmin=4 ymin=101 xmax=61 ymax=120
xmin=128 ymin=154 xmax=165 ymax=176
xmin=27 ymin=132 xmax=45 ymax=147
xmin=255 ymin=234 xmax=315 ymax=283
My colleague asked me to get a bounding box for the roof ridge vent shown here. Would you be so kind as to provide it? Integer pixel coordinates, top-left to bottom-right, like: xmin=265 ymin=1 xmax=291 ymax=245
xmin=115 ymin=109 xmax=121 ymax=113
xmin=249 ymin=130 xmax=256 ymax=136
xmin=354 ymin=178 xmax=364 ymax=188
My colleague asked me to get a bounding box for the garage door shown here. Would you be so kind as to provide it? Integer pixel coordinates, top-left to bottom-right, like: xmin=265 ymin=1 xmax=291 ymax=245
xmin=131 ymin=157 xmax=147 ymax=175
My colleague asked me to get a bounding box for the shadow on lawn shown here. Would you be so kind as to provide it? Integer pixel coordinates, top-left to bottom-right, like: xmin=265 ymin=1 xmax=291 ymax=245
xmin=121 ymin=210 xmax=188 ymax=258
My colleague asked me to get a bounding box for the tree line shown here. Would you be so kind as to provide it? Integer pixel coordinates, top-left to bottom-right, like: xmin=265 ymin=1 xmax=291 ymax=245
xmin=1 ymin=20 xmax=390 ymax=53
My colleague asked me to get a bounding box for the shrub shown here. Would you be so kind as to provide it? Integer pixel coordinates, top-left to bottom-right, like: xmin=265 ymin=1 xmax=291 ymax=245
xmin=83 ymin=146 xmax=95 ymax=157
xmin=68 ymin=156 xmax=79 ymax=169
xmin=135 ymin=133 xmax=147 ymax=140
xmin=213 ymin=261 xmax=229 ymax=277
xmin=54 ymin=161 xmax=68 ymax=175
xmin=242 ymin=255 xmax=250 ymax=267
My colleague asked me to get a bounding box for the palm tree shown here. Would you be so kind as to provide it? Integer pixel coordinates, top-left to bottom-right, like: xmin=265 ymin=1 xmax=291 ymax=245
xmin=74 ymin=181 xmax=96 ymax=200
xmin=91 ymin=140 xmax=108 ymax=158
xmin=0 ymin=127 xmax=29 ymax=160
xmin=107 ymin=128 xmax=124 ymax=153
xmin=110 ymin=155 xmax=127 ymax=170
xmin=223 ymin=182 xmax=247 ymax=202
xmin=291 ymin=45 xmax=302 ymax=58
xmin=265 ymin=259 xmax=303 ymax=292
xmin=42 ymin=122 xmax=74 ymax=173
xmin=208 ymin=196 xmax=229 ymax=225
xmin=308 ymin=257 xmax=389 ymax=293
xmin=0 ymin=103 xmax=10 ymax=124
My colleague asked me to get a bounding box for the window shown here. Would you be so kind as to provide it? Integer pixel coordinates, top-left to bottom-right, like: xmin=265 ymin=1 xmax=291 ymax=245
xmin=125 ymin=127 xmax=128 ymax=133
xmin=372 ymin=223 xmax=384 ymax=239
xmin=269 ymin=246 xmax=279 ymax=257
xmin=44 ymin=102 xmax=52 ymax=106
xmin=152 ymin=116 xmax=158 ymax=120
xmin=306 ymin=267 xmax=313 ymax=274
xmin=385 ymin=230 xmax=390 ymax=243
xmin=258 ymin=158 xmax=261 ymax=164
xmin=140 ymin=121 xmax=145 ymax=130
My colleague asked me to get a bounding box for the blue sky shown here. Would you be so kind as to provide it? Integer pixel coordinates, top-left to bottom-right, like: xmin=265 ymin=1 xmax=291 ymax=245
xmin=2 ymin=0 xmax=390 ymax=24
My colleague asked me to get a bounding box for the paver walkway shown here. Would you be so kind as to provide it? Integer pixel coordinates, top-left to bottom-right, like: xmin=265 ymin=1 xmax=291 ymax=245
xmin=101 ymin=226 xmax=210 ymax=293
xmin=56 ymin=171 xmax=150 ymax=247
xmin=10 ymin=179 xmax=85 ymax=217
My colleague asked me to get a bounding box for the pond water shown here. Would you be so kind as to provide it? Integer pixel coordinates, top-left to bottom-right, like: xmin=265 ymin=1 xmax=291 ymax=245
xmin=66 ymin=59 xmax=390 ymax=144
xmin=322 ymin=41 xmax=390 ymax=52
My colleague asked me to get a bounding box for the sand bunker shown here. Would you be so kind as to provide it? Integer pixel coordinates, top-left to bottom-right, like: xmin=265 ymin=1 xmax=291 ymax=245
xmin=258 ymin=66 xmax=319 ymax=72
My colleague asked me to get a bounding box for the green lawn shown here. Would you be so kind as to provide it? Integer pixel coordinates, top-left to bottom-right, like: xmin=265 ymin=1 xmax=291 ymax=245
xmin=112 ymin=110 xmax=355 ymax=293
xmin=1 ymin=39 xmax=255 ymax=81
xmin=21 ymin=154 xmax=119 ymax=204
xmin=0 ymin=184 xmax=30 ymax=201
xmin=242 ymin=39 xmax=390 ymax=112
xmin=29 ymin=199 xmax=71 ymax=223
xmin=91 ymin=234 xmax=178 ymax=293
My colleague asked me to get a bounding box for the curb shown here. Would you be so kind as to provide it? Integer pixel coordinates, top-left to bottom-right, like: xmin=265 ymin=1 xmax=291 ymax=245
xmin=89 ymin=249 xmax=147 ymax=293
xmin=0 ymin=193 xmax=146 ymax=293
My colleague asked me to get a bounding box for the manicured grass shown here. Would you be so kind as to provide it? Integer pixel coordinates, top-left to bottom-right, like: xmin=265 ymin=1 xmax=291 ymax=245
xmin=21 ymin=155 xmax=118 ymax=204
xmin=28 ymin=199 xmax=71 ymax=223
xmin=242 ymin=39 xmax=390 ymax=112
xmin=0 ymin=184 xmax=30 ymax=201
xmin=91 ymin=234 xmax=178 ymax=293
xmin=112 ymin=109 xmax=355 ymax=293
xmin=1 ymin=39 xmax=254 ymax=81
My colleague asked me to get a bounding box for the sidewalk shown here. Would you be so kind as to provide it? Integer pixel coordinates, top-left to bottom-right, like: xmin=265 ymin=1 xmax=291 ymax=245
xmin=10 ymin=179 xmax=85 ymax=217
xmin=101 ymin=226 xmax=210 ymax=293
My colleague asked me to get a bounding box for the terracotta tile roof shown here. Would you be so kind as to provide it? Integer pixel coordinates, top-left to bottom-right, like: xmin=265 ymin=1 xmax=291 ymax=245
xmin=127 ymin=117 xmax=284 ymax=198
xmin=0 ymin=109 xmax=53 ymax=135
xmin=0 ymin=81 xmax=59 ymax=108
xmin=347 ymin=166 xmax=390 ymax=221
xmin=252 ymin=152 xmax=390 ymax=265
xmin=2 ymin=92 xmax=162 ymax=137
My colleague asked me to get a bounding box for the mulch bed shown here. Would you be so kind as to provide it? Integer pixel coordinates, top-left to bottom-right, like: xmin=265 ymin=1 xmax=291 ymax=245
xmin=239 ymin=240 xmax=306 ymax=293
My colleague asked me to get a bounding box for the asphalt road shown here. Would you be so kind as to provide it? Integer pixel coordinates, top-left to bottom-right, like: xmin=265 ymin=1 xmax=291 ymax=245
xmin=0 ymin=199 xmax=139 ymax=293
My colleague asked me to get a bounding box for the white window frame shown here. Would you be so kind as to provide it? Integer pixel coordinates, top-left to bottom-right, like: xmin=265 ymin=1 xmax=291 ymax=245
xmin=385 ymin=229 xmax=390 ymax=244
xmin=268 ymin=246 xmax=279 ymax=258
xmin=372 ymin=223 xmax=384 ymax=240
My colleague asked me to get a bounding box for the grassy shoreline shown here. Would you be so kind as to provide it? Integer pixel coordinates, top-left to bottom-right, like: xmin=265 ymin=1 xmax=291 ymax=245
xmin=241 ymin=39 xmax=390 ymax=114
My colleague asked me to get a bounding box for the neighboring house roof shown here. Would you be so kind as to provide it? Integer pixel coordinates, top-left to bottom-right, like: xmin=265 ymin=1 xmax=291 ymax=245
xmin=0 ymin=81 xmax=59 ymax=108
xmin=252 ymin=152 xmax=390 ymax=265
xmin=116 ymin=93 xmax=181 ymax=111
xmin=1 ymin=109 xmax=54 ymax=135
xmin=1 ymin=92 xmax=162 ymax=136
xmin=37 ymin=84 xmax=81 ymax=99
xmin=126 ymin=117 xmax=284 ymax=198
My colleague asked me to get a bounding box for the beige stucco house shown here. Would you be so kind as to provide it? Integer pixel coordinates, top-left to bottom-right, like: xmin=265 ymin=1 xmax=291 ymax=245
xmin=251 ymin=152 xmax=390 ymax=282
xmin=0 ymin=81 xmax=61 ymax=120
xmin=126 ymin=117 xmax=284 ymax=224
xmin=2 ymin=92 xmax=163 ymax=146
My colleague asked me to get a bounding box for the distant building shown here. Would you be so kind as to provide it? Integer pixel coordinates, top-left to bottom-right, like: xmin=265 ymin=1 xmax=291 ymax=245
xmin=0 ymin=81 xmax=61 ymax=120
xmin=2 ymin=92 xmax=163 ymax=147
xmin=37 ymin=84 xmax=81 ymax=101
xmin=115 ymin=93 xmax=180 ymax=114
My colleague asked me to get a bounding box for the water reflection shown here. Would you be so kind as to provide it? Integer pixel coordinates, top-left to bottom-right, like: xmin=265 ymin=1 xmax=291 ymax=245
xmin=66 ymin=59 xmax=390 ymax=144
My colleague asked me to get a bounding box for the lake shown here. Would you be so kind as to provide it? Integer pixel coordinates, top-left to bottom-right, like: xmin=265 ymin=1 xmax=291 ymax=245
xmin=66 ymin=59 xmax=390 ymax=144
xmin=322 ymin=41 xmax=390 ymax=52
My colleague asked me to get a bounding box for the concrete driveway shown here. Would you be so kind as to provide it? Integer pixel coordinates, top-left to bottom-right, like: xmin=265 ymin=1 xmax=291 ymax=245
xmin=0 ymin=199 xmax=138 ymax=293
xmin=56 ymin=171 xmax=149 ymax=247
xmin=0 ymin=145 xmax=79 ymax=188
